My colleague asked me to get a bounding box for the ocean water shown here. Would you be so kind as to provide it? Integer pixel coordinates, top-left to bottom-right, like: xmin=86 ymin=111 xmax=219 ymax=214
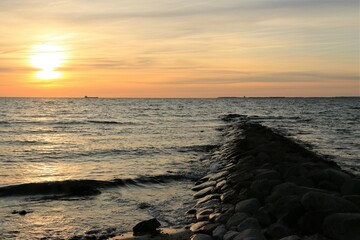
xmin=0 ymin=97 xmax=359 ymax=239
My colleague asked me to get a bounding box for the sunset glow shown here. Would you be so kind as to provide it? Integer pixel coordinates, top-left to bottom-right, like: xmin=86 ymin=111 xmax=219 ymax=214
xmin=0 ymin=0 xmax=358 ymax=97
xmin=30 ymin=44 xmax=66 ymax=80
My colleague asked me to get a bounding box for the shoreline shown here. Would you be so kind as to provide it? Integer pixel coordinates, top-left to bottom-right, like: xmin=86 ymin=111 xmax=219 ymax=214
xmin=109 ymin=119 xmax=359 ymax=239
xmin=183 ymin=119 xmax=360 ymax=240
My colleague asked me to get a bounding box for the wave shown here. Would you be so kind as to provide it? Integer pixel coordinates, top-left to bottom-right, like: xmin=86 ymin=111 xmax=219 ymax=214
xmin=176 ymin=144 xmax=218 ymax=153
xmin=0 ymin=173 xmax=198 ymax=198
xmin=2 ymin=120 xmax=137 ymax=126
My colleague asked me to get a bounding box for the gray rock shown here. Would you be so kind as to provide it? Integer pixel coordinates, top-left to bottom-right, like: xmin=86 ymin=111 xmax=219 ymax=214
xmin=209 ymin=213 xmax=221 ymax=222
xmin=197 ymin=209 xmax=214 ymax=221
xmin=132 ymin=218 xmax=161 ymax=235
xmin=215 ymin=212 xmax=233 ymax=224
xmin=289 ymin=176 xmax=315 ymax=188
xmin=343 ymin=195 xmax=360 ymax=208
xmin=266 ymin=222 xmax=291 ymax=239
xmin=197 ymin=194 xmax=221 ymax=205
xmin=216 ymin=180 xmax=227 ymax=190
xmin=301 ymin=191 xmax=359 ymax=213
xmin=254 ymin=207 xmax=272 ymax=227
xmin=191 ymin=233 xmax=213 ymax=240
xmin=279 ymin=235 xmax=301 ymax=240
xmin=192 ymin=181 xmax=217 ymax=191
xmin=255 ymin=169 xmax=281 ymax=180
xmin=341 ymin=179 xmax=360 ymax=195
xmin=250 ymin=179 xmax=272 ymax=199
xmin=298 ymin=211 xmax=331 ymax=235
xmin=235 ymin=198 xmax=261 ymax=215
xmin=186 ymin=209 xmax=197 ymax=215
xmin=325 ymin=169 xmax=350 ymax=187
xmin=221 ymin=190 xmax=238 ymax=204
xmin=323 ymin=213 xmax=360 ymax=240
xmin=233 ymin=228 xmax=266 ymax=240
xmin=191 ymin=222 xmax=210 ymax=233
xmin=266 ymin=182 xmax=297 ymax=203
xmin=268 ymin=195 xmax=303 ymax=223
xmin=194 ymin=187 xmax=214 ymax=199
xmin=236 ymin=217 xmax=261 ymax=232
xmin=223 ymin=231 xmax=239 ymax=240
xmin=317 ymin=181 xmax=338 ymax=192
xmin=209 ymin=171 xmax=230 ymax=181
xmin=213 ymin=224 xmax=227 ymax=240
xmin=225 ymin=212 xmax=249 ymax=229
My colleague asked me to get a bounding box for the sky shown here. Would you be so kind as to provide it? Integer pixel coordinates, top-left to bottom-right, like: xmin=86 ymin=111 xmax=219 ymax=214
xmin=0 ymin=0 xmax=359 ymax=97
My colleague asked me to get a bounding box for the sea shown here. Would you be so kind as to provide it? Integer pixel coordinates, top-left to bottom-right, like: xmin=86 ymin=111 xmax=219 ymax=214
xmin=0 ymin=97 xmax=359 ymax=239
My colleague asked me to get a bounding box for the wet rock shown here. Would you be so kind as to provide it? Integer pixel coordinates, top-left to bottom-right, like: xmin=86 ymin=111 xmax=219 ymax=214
xmin=223 ymin=231 xmax=239 ymax=240
xmin=235 ymin=198 xmax=260 ymax=215
xmin=298 ymin=211 xmax=332 ymax=235
xmin=221 ymin=190 xmax=238 ymax=204
xmin=194 ymin=187 xmax=214 ymax=199
xmin=215 ymin=212 xmax=233 ymax=224
xmin=209 ymin=171 xmax=230 ymax=181
xmin=137 ymin=202 xmax=151 ymax=209
xmin=186 ymin=209 xmax=197 ymax=215
xmin=266 ymin=182 xmax=297 ymax=204
xmin=266 ymin=222 xmax=291 ymax=239
xmin=221 ymin=204 xmax=235 ymax=213
xmin=233 ymin=228 xmax=266 ymax=240
xmin=254 ymin=207 xmax=273 ymax=227
xmin=308 ymin=170 xmax=329 ymax=183
xmin=283 ymin=164 xmax=308 ymax=180
xmin=191 ymin=233 xmax=213 ymax=240
xmin=343 ymin=195 xmax=360 ymax=208
xmin=132 ymin=218 xmax=161 ymax=235
xmin=197 ymin=209 xmax=214 ymax=221
xmin=85 ymin=229 xmax=101 ymax=235
xmin=213 ymin=224 xmax=227 ymax=240
xmin=196 ymin=199 xmax=220 ymax=209
xmin=256 ymin=152 xmax=270 ymax=162
xmin=301 ymin=191 xmax=360 ymax=213
xmin=191 ymin=222 xmax=210 ymax=233
xmin=268 ymin=195 xmax=302 ymax=222
xmin=289 ymin=176 xmax=315 ymax=188
xmin=325 ymin=169 xmax=350 ymax=187
xmin=255 ymin=169 xmax=281 ymax=180
xmin=341 ymin=179 xmax=360 ymax=195
xmin=192 ymin=181 xmax=217 ymax=191
xmin=279 ymin=235 xmax=301 ymax=240
xmin=236 ymin=217 xmax=261 ymax=232
xmin=250 ymin=179 xmax=272 ymax=200
xmin=225 ymin=212 xmax=249 ymax=229
xmin=317 ymin=181 xmax=338 ymax=192
xmin=12 ymin=210 xmax=31 ymax=216
xmin=323 ymin=213 xmax=360 ymax=240
xmin=197 ymin=194 xmax=221 ymax=205
xmin=215 ymin=180 xmax=227 ymax=190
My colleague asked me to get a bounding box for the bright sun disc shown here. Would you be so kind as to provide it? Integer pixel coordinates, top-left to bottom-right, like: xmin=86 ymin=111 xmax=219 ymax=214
xmin=30 ymin=44 xmax=66 ymax=80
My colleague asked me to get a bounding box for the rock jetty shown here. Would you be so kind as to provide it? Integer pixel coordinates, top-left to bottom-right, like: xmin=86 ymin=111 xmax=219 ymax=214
xmin=188 ymin=120 xmax=360 ymax=240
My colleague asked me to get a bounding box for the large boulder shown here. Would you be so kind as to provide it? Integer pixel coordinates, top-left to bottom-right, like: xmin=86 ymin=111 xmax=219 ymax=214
xmin=341 ymin=179 xmax=360 ymax=195
xmin=301 ymin=192 xmax=360 ymax=213
xmin=225 ymin=212 xmax=249 ymax=229
xmin=132 ymin=218 xmax=161 ymax=235
xmin=323 ymin=213 xmax=360 ymax=240
xmin=235 ymin=198 xmax=261 ymax=215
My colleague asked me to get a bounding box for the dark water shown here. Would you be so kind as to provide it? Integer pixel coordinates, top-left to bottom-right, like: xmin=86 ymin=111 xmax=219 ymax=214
xmin=0 ymin=98 xmax=359 ymax=239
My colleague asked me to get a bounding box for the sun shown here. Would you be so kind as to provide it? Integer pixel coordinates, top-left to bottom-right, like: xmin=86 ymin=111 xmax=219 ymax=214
xmin=30 ymin=44 xmax=66 ymax=80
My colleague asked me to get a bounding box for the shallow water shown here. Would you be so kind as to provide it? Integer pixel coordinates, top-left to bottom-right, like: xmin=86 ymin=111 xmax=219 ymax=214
xmin=0 ymin=97 xmax=359 ymax=239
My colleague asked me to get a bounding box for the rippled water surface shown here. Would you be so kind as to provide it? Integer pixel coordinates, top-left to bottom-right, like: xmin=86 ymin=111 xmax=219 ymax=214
xmin=0 ymin=98 xmax=359 ymax=239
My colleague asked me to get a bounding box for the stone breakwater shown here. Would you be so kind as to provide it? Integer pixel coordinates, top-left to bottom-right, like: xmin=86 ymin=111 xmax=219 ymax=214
xmin=188 ymin=121 xmax=360 ymax=240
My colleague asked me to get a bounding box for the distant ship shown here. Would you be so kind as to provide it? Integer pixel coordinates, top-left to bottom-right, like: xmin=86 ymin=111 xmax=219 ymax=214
xmin=84 ymin=96 xmax=99 ymax=99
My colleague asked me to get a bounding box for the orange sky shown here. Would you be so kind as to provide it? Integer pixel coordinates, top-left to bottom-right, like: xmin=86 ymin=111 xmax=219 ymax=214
xmin=0 ymin=0 xmax=359 ymax=97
